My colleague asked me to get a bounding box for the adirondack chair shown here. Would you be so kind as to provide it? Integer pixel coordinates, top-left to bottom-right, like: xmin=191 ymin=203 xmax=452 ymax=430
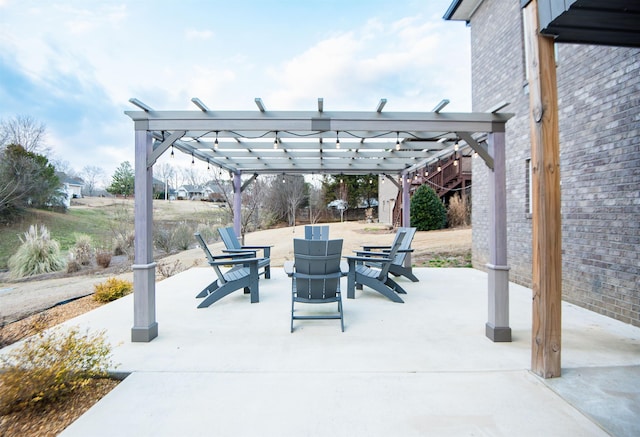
xmin=344 ymin=230 xmax=407 ymax=303
xmin=218 ymin=227 xmax=271 ymax=279
xmin=304 ymin=225 xmax=330 ymax=240
xmin=291 ymin=238 xmax=344 ymax=332
xmin=358 ymin=227 xmax=418 ymax=282
xmin=194 ymin=233 xmax=261 ymax=308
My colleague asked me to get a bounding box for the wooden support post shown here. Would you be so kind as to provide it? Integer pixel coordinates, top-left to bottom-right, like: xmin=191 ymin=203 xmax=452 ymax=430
xmin=523 ymin=0 xmax=562 ymax=378
xmin=132 ymin=129 xmax=158 ymax=342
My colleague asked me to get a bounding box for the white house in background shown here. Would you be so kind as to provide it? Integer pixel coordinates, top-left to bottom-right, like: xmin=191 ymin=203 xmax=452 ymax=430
xmin=57 ymin=173 xmax=84 ymax=207
xmin=176 ymin=185 xmax=205 ymax=200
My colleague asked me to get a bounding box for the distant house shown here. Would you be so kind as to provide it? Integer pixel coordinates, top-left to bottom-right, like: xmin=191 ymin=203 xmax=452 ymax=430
xmin=176 ymin=185 xmax=205 ymax=200
xmin=203 ymin=182 xmax=227 ymax=202
xmin=57 ymin=173 xmax=84 ymax=207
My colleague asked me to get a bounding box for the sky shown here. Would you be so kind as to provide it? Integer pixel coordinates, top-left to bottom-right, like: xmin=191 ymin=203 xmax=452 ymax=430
xmin=0 ymin=0 xmax=470 ymax=184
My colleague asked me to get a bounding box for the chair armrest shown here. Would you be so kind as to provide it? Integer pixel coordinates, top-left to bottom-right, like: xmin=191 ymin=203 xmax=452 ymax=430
xmin=207 ymin=256 xmax=261 ymax=267
xmin=223 ymin=249 xmax=258 ymax=256
xmin=241 ymin=245 xmax=271 ymax=258
xmin=344 ymin=255 xmax=393 ymax=263
xmin=353 ymin=250 xmax=392 ymax=258
xmin=362 ymin=245 xmax=392 ymax=251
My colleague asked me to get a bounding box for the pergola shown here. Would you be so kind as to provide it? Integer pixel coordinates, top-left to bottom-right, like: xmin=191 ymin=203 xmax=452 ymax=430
xmin=125 ymin=98 xmax=513 ymax=343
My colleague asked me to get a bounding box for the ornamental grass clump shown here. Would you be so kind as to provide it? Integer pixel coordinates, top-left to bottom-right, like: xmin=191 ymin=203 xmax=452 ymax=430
xmin=0 ymin=327 xmax=114 ymax=415
xmin=71 ymin=233 xmax=93 ymax=265
xmin=8 ymin=224 xmax=66 ymax=279
xmin=93 ymin=277 xmax=133 ymax=302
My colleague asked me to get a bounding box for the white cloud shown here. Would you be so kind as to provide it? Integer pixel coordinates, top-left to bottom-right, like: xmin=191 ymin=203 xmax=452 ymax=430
xmin=266 ymin=13 xmax=470 ymax=112
xmin=185 ymin=29 xmax=214 ymax=41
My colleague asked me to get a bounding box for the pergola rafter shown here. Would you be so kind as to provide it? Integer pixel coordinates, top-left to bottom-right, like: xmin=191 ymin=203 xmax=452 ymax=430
xmin=125 ymin=98 xmax=513 ymax=344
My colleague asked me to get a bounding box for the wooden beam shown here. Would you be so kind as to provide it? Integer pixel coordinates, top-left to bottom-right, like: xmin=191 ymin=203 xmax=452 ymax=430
xmin=523 ymin=0 xmax=562 ymax=378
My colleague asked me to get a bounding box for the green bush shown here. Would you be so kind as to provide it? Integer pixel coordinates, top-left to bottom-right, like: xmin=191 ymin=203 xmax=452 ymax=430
xmin=7 ymin=224 xmax=66 ymax=279
xmin=0 ymin=326 xmax=114 ymax=414
xmin=93 ymin=277 xmax=133 ymax=302
xmin=410 ymin=185 xmax=446 ymax=231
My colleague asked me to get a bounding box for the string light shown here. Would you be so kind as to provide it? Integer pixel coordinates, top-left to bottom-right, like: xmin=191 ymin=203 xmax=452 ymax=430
xmin=207 ymin=159 xmax=210 ymax=171
xmin=395 ymin=131 xmax=400 ymax=151
xmin=336 ymin=131 xmax=340 ymax=149
xmin=214 ymin=131 xmax=219 ymax=150
xmin=191 ymin=152 xmax=195 ymax=165
xmin=282 ymin=173 xmax=286 ymax=183
xmin=170 ymin=145 xmax=174 ymax=158
xmin=454 ymin=142 xmax=459 ymax=152
xmin=437 ymin=162 xmax=441 ymax=172
xmin=274 ymin=131 xmax=279 ymax=149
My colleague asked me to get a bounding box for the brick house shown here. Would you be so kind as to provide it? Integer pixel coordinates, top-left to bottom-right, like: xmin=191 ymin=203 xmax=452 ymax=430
xmin=445 ymin=0 xmax=639 ymax=327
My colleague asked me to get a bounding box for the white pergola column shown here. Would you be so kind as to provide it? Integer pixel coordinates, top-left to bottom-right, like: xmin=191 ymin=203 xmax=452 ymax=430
xmin=131 ymin=129 xmax=158 ymax=342
xmin=485 ymin=131 xmax=511 ymax=342
xmin=401 ymin=173 xmax=412 ymax=268
xmin=402 ymin=173 xmax=410 ymax=227
xmin=233 ymin=171 xmax=242 ymax=237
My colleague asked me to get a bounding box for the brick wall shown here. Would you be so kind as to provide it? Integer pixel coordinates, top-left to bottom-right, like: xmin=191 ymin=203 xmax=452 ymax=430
xmin=467 ymin=0 xmax=640 ymax=326
xmin=556 ymin=44 xmax=640 ymax=325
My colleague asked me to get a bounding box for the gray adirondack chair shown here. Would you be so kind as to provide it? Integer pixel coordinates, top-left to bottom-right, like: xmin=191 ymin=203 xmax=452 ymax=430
xmin=291 ymin=238 xmax=344 ymax=332
xmin=345 ymin=229 xmax=407 ymax=303
xmin=218 ymin=227 xmax=271 ymax=279
xmin=194 ymin=233 xmax=261 ymax=308
xmin=359 ymin=227 xmax=418 ymax=282
xmin=304 ymin=225 xmax=330 ymax=240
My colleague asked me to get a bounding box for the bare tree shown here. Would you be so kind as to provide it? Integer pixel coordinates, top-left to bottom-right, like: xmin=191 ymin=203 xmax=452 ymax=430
xmin=155 ymin=163 xmax=175 ymax=200
xmin=240 ymin=176 xmax=267 ymax=241
xmin=82 ymin=165 xmax=105 ymax=196
xmin=180 ymin=166 xmax=208 ymax=188
xmin=0 ymin=115 xmax=49 ymax=154
xmin=308 ymin=184 xmax=326 ymax=224
xmin=264 ymin=174 xmax=305 ymax=226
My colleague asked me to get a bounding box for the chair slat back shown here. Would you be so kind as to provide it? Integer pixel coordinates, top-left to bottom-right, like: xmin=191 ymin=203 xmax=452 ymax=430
xmin=378 ymin=230 xmax=406 ymax=279
xmin=194 ymin=232 xmax=226 ymax=284
xmin=293 ymin=238 xmax=343 ymax=300
xmin=219 ymin=227 xmax=241 ymax=250
xmin=393 ymin=227 xmax=416 ymax=265
xmin=304 ymin=225 xmax=330 ymax=240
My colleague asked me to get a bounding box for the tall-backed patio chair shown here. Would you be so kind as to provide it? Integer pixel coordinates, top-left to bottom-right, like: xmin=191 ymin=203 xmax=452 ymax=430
xmin=344 ymin=229 xmax=407 ymax=303
xmin=359 ymin=227 xmax=418 ymax=282
xmin=218 ymin=227 xmax=271 ymax=279
xmin=291 ymin=238 xmax=344 ymax=332
xmin=194 ymin=233 xmax=261 ymax=308
xmin=304 ymin=225 xmax=330 ymax=240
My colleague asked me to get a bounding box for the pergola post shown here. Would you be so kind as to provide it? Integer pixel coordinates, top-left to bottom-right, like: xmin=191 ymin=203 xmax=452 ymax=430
xmin=131 ymin=129 xmax=158 ymax=342
xmin=233 ymin=171 xmax=242 ymax=237
xmin=524 ymin=0 xmax=562 ymax=378
xmin=485 ymin=131 xmax=511 ymax=342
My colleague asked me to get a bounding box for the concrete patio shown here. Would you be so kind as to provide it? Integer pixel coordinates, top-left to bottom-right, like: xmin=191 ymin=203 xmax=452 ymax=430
xmin=50 ymin=267 xmax=639 ymax=436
